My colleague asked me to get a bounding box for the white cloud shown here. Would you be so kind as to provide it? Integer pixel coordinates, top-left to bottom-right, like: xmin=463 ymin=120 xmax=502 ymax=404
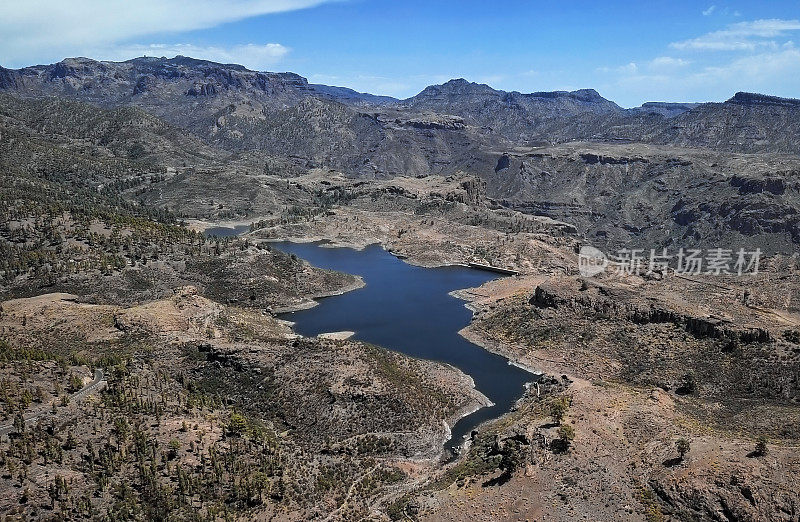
xmin=0 ymin=0 xmax=332 ymax=67
xmin=703 ymin=5 xmax=717 ymax=16
xmin=596 ymin=47 xmax=800 ymax=106
xmin=670 ymin=18 xmax=800 ymax=51
xmin=597 ymin=62 xmax=638 ymax=74
xmin=698 ymin=47 xmax=800 ymax=84
xmin=648 ymin=56 xmax=691 ymax=69
xmin=101 ymin=43 xmax=290 ymax=71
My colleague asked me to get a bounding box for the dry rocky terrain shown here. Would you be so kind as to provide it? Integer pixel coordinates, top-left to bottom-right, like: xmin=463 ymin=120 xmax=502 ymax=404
xmin=0 ymin=287 xmax=488 ymax=520
xmin=1 ymin=56 xmax=800 ymax=521
xmin=243 ymin=180 xmax=800 ymax=521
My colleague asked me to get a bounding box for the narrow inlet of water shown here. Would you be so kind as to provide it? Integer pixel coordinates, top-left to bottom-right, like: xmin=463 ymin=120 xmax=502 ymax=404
xmin=204 ymin=224 xmax=251 ymax=237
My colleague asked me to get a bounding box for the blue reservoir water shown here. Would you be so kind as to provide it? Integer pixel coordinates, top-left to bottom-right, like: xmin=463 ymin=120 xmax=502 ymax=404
xmin=271 ymin=241 xmax=535 ymax=456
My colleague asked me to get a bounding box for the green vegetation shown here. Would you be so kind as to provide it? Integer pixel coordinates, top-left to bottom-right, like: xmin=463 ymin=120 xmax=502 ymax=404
xmin=754 ymin=436 xmax=769 ymax=457
xmin=225 ymin=412 xmax=249 ymax=437
xmin=675 ymin=438 xmax=691 ymax=461
xmin=555 ymin=424 xmax=576 ymax=452
xmin=549 ymin=396 xmax=571 ymax=425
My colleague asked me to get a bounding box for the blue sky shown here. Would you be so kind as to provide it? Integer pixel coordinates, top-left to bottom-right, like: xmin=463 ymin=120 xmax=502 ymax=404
xmin=2 ymin=0 xmax=799 ymax=106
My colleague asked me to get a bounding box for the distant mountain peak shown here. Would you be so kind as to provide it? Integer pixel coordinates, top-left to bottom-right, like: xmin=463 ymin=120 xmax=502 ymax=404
xmin=726 ymin=92 xmax=800 ymax=107
xmin=408 ymin=79 xmax=497 ymax=101
xmin=570 ymin=88 xmax=603 ymax=100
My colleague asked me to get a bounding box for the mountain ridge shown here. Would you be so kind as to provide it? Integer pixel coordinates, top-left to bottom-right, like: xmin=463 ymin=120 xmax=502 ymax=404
xmin=6 ymin=55 xmax=792 ymax=110
xmin=2 ymin=56 xmax=800 ymax=162
xmin=2 ymin=54 xmax=800 ymax=253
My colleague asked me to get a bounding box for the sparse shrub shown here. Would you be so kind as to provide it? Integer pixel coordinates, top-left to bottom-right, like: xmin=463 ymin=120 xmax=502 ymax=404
xmin=558 ymin=425 xmax=575 ymax=444
xmin=675 ymin=438 xmax=690 ymax=460
xmin=549 ymin=396 xmax=570 ymax=425
xmin=168 ymin=439 xmax=181 ymax=459
xmin=227 ymin=412 xmax=248 ymax=437
xmin=754 ymin=436 xmax=768 ymax=457
xmin=551 ymin=424 xmax=576 ymax=453
xmin=783 ymin=330 xmax=800 ymax=344
xmin=498 ymin=439 xmax=526 ymax=474
xmin=677 ymin=372 xmax=696 ymax=395
xmin=63 ymin=430 xmax=78 ymax=450
xmin=68 ymin=373 xmax=83 ymax=392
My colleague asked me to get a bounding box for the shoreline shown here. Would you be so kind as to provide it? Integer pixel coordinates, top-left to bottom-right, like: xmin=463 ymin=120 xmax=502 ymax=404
xmin=271 ymin=276 xmax=366 ymax=314
xmin=259 ymin=235 xmax=483 ymax=270
xmin=198 ymin=226 xmax=543 ymax=462
xmin=185 ymin=223 xmax=541 ymax=379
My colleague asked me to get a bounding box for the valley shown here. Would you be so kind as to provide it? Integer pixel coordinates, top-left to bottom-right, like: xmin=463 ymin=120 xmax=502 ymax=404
xmin=0 ymin=56 xmax=799 ymax=520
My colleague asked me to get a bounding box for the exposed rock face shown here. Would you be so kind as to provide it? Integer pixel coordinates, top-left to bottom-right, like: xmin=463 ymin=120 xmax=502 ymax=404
xmin=187 ymin=82 xmax=218 ymax=96
xmin=642 ymin=93 xmax=800 ymax=154
xmin=4 ymin=56 xmax=800 ymax=161
xmin=132 ymin=74 xmax=157 ymax=95
xmin=0 ymin=66 xmax=20 ymax=89
xmin=728 ymin=91 xmax=800 ymax=107
xmin=494 ymin=154 xmax=510 ymax=172
xmin=579 ymin=152 xmax=648 ymax=165
xmin=402 ymin=79 xmax=622 ymax=144
xmin=630 ymin=101 xmax=700 ymax=118
xmin=3 ymin=56 xmax=800 ymax=252
xmin=530 ymin=283 xmax=772 ymax=344
xmin=730 ymin=174 xmax=789 ymax=195
xmin=398 ymin=115 xmax=466 ymax=130
xmin=487 ymin=142 xmax=800 ymax=253
xmin=444 ymin=176 xmax=486 ymax=205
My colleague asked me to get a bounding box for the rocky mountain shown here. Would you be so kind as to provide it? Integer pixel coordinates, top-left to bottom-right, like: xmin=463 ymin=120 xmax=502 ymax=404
xmin=0 ymin=93 xmax=223 ymax=167
xmin=2 ymin=55 xmax=800 ymax=521
xmin=2 ymin=56 xmax=800 ymax=251
xmin=627 ymin=101 xmax=699 ymax=118
xmin=402 ymin=79 xmax=622 ymax=142
xmin=3 ymin=56 xmax=799 ymax=158
xmin=643 ymin=92 xmax=800 ymax=154
xmin=0 ymin=57 xmax=480 ymax=178
xmin=489 ymin=142 xmax=800 ymax=253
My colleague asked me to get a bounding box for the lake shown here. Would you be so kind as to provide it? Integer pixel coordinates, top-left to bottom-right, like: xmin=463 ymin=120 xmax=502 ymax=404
xmin=270 ymin=241 xmax=535 ymax=456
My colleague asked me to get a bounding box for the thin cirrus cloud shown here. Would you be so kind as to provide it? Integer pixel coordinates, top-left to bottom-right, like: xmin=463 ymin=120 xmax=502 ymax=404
xmin=670 ymin=18 xmax=800 ymax=51
xmin=0 ymin=0 xmax=333 ymax=67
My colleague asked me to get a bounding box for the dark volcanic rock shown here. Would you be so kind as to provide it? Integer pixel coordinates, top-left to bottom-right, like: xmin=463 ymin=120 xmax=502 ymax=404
xmin=0 ymin=66 xmax=20 ymax=89
xmin=630 ymin=101 xmax=699 ymax=118
xmin=187 ymin=82 xmax=218 ymax=96
xmin=530 ymin=283 xmax=772 ymax=344
xmin=727 ymin=91 xmax=800 ymax=107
